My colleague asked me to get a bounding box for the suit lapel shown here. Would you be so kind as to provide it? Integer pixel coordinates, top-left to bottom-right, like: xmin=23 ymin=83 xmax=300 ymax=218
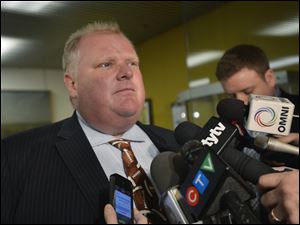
xmin=137 ymin=122 xmax=180 ymax=153
xmin=54 ymin=116 xmax=178 ymax=218
xmin=55 ymin=114 xmax=109 ymax=217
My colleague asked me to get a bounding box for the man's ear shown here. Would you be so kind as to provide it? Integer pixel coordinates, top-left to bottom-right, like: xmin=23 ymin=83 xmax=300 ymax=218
xmin=264 ymin=69 xmax=276 ymax=88
xmin=64 ymin=73 xmax=77 ymax=98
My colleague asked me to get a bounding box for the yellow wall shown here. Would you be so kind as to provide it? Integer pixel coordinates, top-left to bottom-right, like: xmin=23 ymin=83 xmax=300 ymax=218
xmin=137 ymin=1 xmax=298 ymax=129
xmin=137 ymin=26 xmax=189 ymax=129
xmin=186 ymin=1 xmax=299 ymax=81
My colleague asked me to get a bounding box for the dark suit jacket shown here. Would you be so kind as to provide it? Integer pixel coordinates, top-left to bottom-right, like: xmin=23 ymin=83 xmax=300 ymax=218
xmin=1 ymin=113 xmax=180 ymax=224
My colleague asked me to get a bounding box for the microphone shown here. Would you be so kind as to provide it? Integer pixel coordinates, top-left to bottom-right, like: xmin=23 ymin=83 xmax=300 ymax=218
xmin=175 ymin=117 xmax=239 ymax=155
xmin=220 ymin=146 xmax=275 ymax=184
xmin=216 ymin=98 xmax=260 ymax=151
xmin=151 ymin=151 xmax=188 ymax=194
xmin=246 ymin=94 xmax=295 ymax=136
xmin=216 ymin=98 xmax=249 ymax=137
xmin=175 ymin=122 xmax=203 ymax=147
xmin=174 ymin=119 xmax=280 ymax=222
xmin=151 ymin=144 xmax=258 ymax=223
xmin=217 ymin=97 xmax=299 ymax=155
xmin=177 ymin=141 xmax=256 ymax=222
xmin=216 ymin=98 xmax=247 ymax=127
xmin=175 ymin=120 xmax=275 ymax=184
xmin=150 ymin=152 xmax=195 ymax=224
xmin=218 ymin=94 xmax=296 ymax=136
xmin=254 ymin=135 xmax=299 ymax=156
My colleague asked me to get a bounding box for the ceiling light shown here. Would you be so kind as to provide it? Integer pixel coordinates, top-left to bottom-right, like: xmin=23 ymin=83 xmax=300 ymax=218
xmin=189 ymin=78 xmax=210 ymax=88
xmin=1 ymin=36 xmax=33 ymax=60
xmin=270 ymin=55 xmax=299 ymax=70
xmin=1 ymin=36 xmax=21 ymax=57
xmin=187 ymin=50 xmax=224 ymax=68
xmin=193 ymin=112 xmax=200 ymax=119
xmin=1 ymin=1 xmax=55 ymax=15
xmin=256 ymin=16 xmax=299 ymax=36
xmin=180 ymin=112 xmax=186 ymax=119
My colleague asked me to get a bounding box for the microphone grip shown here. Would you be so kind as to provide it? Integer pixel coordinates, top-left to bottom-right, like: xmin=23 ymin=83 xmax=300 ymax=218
xmin=161 ymin=187 xmax=193 ymax=224
xmin=221 ymin=148 xmax=275 ymax=184
xmin=267 ymin=137 xmax=299 ymax=155
xmin=254 ymin=135 xmax=299 ymax=155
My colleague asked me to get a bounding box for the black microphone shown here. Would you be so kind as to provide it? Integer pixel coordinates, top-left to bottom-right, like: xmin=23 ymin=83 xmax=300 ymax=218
xmin=177 ymin=140 xmax=257 ymax=222
xmin=150 ymin=152 xmax=195 ymax=224
xmin=175 ymin=120 xmax=275 ymax=184
xmin=175 ymin=117 xmax=239 ymax=155
xmin=151 ymin=151 xmax=188 ymax=194
xmin=175 ymin=122 xmax=203 ymax=147
xmin=151 ymin=147 xmax=258 ymax=223
xmin=173 ymin=119 xmax=279 ymax=223
xmin=216 ymin=98 xmax=247 ymax=127
xmin=216 ymin=98 xmax=259 ymax=151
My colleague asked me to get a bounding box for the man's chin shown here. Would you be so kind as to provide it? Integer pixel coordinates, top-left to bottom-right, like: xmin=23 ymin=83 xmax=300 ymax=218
xmin=118 ymin=109 xmax=139 ymax=118
xmin=116 ymin=102 xmax=142 ymax=115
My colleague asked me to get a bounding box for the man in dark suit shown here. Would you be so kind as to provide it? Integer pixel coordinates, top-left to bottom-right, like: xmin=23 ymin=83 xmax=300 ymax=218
xmin=215 ymin=44 xmax=299 ymax=224
xmin=1 ymin=21 xmax=179 ymax=224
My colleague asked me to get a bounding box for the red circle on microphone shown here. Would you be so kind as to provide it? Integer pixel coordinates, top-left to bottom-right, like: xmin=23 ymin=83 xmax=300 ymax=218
xmin=186 ymin=186 xmax=200 ymax=206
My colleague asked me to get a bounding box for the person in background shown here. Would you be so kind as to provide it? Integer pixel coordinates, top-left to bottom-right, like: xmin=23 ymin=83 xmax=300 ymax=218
xmin=216 ymin=44 xmax=299 ymax=223
xmin=1 ymin=21 xmax=179 ymax=224
xmin=216 ymin=44 xmax=299 ymax=168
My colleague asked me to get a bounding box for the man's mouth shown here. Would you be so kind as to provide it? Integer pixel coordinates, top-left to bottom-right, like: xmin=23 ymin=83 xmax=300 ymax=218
xmin=115 ymin=88 xmax=135 ymax=94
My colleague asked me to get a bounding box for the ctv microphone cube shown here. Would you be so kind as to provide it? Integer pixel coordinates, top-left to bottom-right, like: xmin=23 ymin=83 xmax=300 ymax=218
xmin=246 ymin=94 xmax=295 ymax=136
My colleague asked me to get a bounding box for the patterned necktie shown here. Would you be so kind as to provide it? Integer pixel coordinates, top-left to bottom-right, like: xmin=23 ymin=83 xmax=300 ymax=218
xmin=109 ymin=139 xmax=167 ymax=223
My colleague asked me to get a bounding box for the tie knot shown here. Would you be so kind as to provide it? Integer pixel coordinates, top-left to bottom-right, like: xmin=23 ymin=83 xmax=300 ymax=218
xmin=109 ymin=139 xmax=131 ymax=151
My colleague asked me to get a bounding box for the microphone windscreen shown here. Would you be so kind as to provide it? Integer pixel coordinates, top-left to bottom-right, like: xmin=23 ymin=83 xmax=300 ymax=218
xmin=221 ymin=147 xmax=275 ymax=184
xmin=150 ymin=152 xmax=188 ymax=194
xmin=175 ymin=121 xmax=202 ymax=146
xmin=217 ymin=98 xmax=246 ymax=124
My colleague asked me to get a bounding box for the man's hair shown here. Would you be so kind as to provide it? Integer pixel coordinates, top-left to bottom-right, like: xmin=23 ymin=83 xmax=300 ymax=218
xmin=216 ymin=44 xmax=270 ymax=81
xmin=62 ymin=21 xmax=122 ymax=74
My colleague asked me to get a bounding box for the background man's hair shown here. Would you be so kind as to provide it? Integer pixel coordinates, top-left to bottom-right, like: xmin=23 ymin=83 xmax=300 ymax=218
xmin=216 ymin=44 xmax=270 ymax=81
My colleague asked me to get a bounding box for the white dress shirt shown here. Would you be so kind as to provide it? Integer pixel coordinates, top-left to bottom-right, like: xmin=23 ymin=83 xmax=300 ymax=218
xmin=76 ymin=112 xmax=160 ymax=181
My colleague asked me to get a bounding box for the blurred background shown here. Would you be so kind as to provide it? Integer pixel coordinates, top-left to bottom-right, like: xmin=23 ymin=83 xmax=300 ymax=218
xmin=1 ymin=1 xmax=299 ymax=138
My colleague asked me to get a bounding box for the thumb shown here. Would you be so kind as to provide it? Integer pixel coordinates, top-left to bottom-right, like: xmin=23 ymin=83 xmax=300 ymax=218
xmin=133 ymin=208 xmax=148 ymax=224
xmin=104 ymin=204 xmax=118 ymax=224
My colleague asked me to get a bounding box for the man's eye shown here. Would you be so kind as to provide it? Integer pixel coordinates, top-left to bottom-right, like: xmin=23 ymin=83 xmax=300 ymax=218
xmin=244 ymin=90 xmax=253 ymax=95
xmin=99 ymin=62 xmax=112 ymax=68
xmin=129 ymin=61 xmax=139 ymax=67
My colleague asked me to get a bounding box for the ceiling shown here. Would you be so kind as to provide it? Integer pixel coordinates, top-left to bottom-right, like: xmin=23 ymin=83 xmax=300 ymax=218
xmin=1 ymin=1 xmax=227 ymax=69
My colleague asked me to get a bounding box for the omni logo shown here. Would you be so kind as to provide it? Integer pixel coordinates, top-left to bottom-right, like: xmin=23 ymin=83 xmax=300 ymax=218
xmin=254 ymin=107 xmax=277 ymax=127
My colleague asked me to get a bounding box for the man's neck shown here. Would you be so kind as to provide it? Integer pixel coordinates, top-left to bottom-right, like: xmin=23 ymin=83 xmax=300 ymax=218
xmin=76 ymin=110 xmax=135 ymax=136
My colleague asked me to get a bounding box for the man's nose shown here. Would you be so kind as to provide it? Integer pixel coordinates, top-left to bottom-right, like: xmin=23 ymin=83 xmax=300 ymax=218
xmin=235 ymin=93 xmax=249 ymax=105
xmin=117 ymin=63 xmax=133 ymax=80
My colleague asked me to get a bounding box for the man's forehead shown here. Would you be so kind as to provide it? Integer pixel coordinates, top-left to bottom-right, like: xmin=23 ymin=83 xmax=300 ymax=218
xmin=78 ymin=32 xmax=137 ymax=56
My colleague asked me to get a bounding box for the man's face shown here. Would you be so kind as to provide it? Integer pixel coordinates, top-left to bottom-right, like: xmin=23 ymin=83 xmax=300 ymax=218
xmin=220 ymin=68 xmax=276 ymax=105
xmin=68 ymin=32 xmax=145 ymax=134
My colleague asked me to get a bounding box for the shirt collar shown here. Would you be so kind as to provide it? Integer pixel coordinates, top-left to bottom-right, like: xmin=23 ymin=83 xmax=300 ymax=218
xmin=76 ymin=111 xmax=145 ymax=147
